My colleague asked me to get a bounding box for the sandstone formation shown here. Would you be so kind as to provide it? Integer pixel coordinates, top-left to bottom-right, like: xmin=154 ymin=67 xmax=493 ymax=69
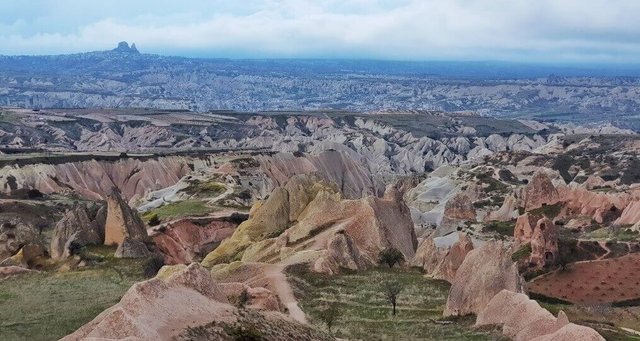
xmin=444 ymin=241 xmax=524 ymax=316
xmin=104 ymin=189 xmax=148 ymax=248
xmin=62 ymin=263 xmax=232 ymax=340
xmin=440 ymin=192 xmax=476 ymax=231
xmin=151 ymin=218 xmax=237 ymax=264
xmin=258 ymin=150 xmax=379 ymax=199
xmin=218 ymin=282 xmax=281 ymax=312
xmin=476 ymin=290 xmax=604 ymax=341
xmin=0 ymin=217 xmax=41 ymax=261
xmin=514 ymin=213 xmax=558 ymax=267
xmin=411 ymin=232 xmax=474 ymax=282
xmin=203 ymin=175 xmax=417 ymax=275
xmin=523 ymin=172 xmax=560 ymax=211
xmin=486 ymin=194 xmax=519 ymax=221
xmin=0 ymin=155 xmax=202 ymax=202
xmin=114 ymin=237 xmax=150 ymax=258
xmin=50 ymin=204 xmax=106 ymax=259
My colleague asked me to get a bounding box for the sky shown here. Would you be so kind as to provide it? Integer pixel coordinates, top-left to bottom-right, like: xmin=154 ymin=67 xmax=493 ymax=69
xmin=1 ymin=0 xmax=640 ymax=63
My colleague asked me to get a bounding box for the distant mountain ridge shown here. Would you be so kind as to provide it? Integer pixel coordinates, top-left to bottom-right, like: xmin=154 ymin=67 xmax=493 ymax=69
xmin=1 ymin=42 xmax=640 ymax=131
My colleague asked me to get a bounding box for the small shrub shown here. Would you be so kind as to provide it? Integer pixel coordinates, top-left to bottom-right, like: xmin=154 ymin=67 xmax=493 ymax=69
xmin=147 ymin=213 xmax=161 ymax=227
xmin=317 ymin=305 xmax=341 ymax=333
xmin=511 ymin=243 xmax=532 ymax=262
xmin=378 ymin=248 xmax=404 ymax=268
xmin=142 ymin=255 xmax=165 ymax=278
xmin=224 ymin=324 xmax=263 ymax=341
xmin=236 ymin=289 xmax=250 ymax=309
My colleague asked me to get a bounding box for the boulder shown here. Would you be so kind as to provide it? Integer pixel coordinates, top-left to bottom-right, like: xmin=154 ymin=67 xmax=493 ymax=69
xmin=114 ymin=237 xmax=150 ymax=258
xmin=444 ymin=241 xmax=524 ymax=316
xmin=531 ymin=323 xmax=605 ymax=341
xmin=104 ymin=188 xmax=148 ymax=246
xmin=50 ymin=204 xmax=106 ymax=259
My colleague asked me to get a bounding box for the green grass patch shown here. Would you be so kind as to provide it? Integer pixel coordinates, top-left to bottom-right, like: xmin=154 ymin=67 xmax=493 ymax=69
xmin=184 ymin=180 xmax=226 ymax=198
xmin=0 ymin=246 xmax=146 ymax=341
xmin=483 ymin=221 xmax=516 ymax=237
xmin=142 ymin=199 xmax=214 ymax=222
xmin=529 ymin=203 xmax=562 ymax=219
xmin=286 ymin=266 xmax=502 ymax=340
xmin=512 ymin=243 xmax=532 ymax=262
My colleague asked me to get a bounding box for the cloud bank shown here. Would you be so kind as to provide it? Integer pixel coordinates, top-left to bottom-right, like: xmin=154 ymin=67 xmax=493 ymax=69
xmin=1 ymin=0 xmax=640 ymax=63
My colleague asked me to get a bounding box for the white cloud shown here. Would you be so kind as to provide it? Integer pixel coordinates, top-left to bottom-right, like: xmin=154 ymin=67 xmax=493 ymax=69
xmin=1 ymin=0 xmax=640 ymax=62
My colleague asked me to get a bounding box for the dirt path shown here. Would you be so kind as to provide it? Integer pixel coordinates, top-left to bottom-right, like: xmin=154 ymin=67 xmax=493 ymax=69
xmin=265 ymin=264 xmax=307 ymax=324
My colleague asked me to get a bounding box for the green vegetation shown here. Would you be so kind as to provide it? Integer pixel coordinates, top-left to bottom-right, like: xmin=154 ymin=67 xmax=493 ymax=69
xmin=378 ymin=248 xmax=405 ymax=268
xmin=287 ymin=266 xmax=500 ymax=340
xmin=511 ymin=243 xmax=532 ymax=262
xmin=483 ymin=221 xmax=516 ymax=237
xmin=184 ymin=180 xmax=226 ymax=198
xmin=529 ymin=203 xmax=562 ymax=219
xmin=0 ymin=246 xmax=146 ymax=341
xmin=587 ymin=226 xmax=640 ymax=241
xmin=143 ymin=199 xmax=213 ymax=222
xmin=180 ymin=309 xmax=333 ymax=341
xmin=147 ymin=212 xmax=161 ymax=226
xmin=552 ymin=154 xmax=575 ymax=183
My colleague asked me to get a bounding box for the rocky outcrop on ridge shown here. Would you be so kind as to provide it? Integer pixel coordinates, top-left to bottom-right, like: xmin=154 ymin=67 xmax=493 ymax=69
xmin=50 ymin=204 xmax=106 ymax=259
xmin=202 ymin=174 xmax=417 ymax=274
xmin=104 ymin=189 xmax=148 ymax=251
xmin=476 ymin=290 xmax=604 ymax=341
xmin=444 ymin=241 xmax=524 ymax=317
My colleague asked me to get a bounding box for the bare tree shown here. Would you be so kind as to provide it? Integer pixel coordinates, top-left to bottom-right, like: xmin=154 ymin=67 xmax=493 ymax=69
xmin=384 ymin=281 xmax=403 ymax=316
xmin=317 ymin=305 xmax=341 ymax=333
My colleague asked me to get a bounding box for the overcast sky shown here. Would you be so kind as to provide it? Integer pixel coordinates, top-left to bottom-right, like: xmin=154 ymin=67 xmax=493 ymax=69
xmin=1 ymin=0 xmax=640 ymax=63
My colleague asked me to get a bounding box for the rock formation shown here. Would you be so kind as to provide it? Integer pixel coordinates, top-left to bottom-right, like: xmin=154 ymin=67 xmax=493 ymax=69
xmin=440 ymin=192 xmax=476 ymax=231
xmin=476 ymin=290 xmax=604 ymax=341
xmin=151 ymin=218 xmax=237 ymax=264
xmin=114 ymin=237 xmax=150 ymax=258
xmin=444 ymin=241 xmax=524 ymax=316
xmin=0 ymin=265 xmax=35 ymax=280
xmin=523 ymin=172 xmax=560 ymax=211
xmin=514 ymin=213 xmax=558 ymax=267
xmin=411 ymin=232 xmax=474 ymax=282
xmin=0 ymin=217 xmax=41 ymax=261
xmin=104 ymin=188 xmax=148 ymax=248
xmin=50 ymin=204 xmax=106 ymax=259
xmin=62 ymin=263 xmax=230 ymax=340
xmin=203 ymin=175 xmax=417 ymax=274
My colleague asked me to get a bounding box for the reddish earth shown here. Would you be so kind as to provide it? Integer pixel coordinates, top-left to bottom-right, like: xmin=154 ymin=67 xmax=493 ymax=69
xmin=529 ymin=253 xmax=640 ymax=304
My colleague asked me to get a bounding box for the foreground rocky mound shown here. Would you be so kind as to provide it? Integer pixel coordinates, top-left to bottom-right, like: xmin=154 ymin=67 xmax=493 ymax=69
xmin=477 ymin=290 xmax=604 ymax=341
xmin=63 ymin=263 xmax=330 ymax=341
xmin=50 ymin=204 xmax=106 ymax=259
xmin=444 ymin=241 xmax=524 ymax=316
xmin=202 ymin=174 xmax=417 ymax=274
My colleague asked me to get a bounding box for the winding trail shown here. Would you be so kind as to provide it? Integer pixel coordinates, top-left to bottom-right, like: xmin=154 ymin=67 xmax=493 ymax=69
xmin=264 ymin=264 xmax=307 ymax=323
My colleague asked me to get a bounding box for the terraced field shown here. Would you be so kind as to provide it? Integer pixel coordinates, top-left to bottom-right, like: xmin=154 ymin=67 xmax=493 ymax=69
xmin=287 ymin=266 xmax=502 ymax=340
